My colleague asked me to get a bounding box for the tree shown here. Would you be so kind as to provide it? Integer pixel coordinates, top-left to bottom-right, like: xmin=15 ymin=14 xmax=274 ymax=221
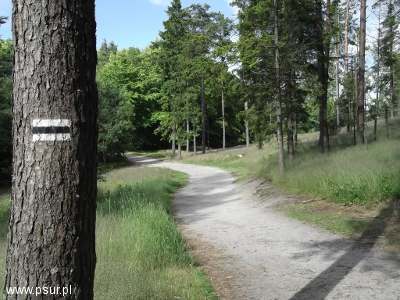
xmin=158 ymin=0 xmax=188 ymax=156
xmin=356 ymin=0 xmax=366 ymax=143
xmin=6 ymin=1 xmax=98 ymax=298
xmin=380 ymin=0 xmax=399 ymax=118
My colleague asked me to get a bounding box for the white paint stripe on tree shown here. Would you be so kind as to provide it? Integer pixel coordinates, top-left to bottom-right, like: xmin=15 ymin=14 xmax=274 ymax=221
xmin=32 ymin=119 xmax=71 ymax=127
xmin=32 ymin=134 xmax=71 ymax=142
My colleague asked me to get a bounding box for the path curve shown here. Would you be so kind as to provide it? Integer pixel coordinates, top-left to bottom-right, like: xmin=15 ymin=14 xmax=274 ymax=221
xmin=152 ymin=161 xmax=400 ymax=300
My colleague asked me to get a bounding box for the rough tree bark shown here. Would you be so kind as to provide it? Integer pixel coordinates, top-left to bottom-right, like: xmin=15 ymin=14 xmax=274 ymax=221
xmin=344 ymin=0 xmax=352 ymax=133
xmin=357 ymin=0 xmax=366 ymax=144
xmin=6 ymin=0 xmax=98 ymax=299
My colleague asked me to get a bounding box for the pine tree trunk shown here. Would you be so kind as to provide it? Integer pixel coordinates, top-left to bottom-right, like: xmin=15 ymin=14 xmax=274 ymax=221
xmin=6 ymin=0 xmax=98 ymax=299
xmin=186 ymin=119 xmax=190 ymax=153
xmin=201 ymin=77 xmax=206 ymax=154
xmin=317 ymin=0 xmax=330 ymax=152
xmin=245 ymin=101 xmax=250 ymax=148
xmin=287 ymin=113 xmax=295 ymax=161
xmin=172 ymin=124 xmax=176 ymax=157
xmin=222 ymin=81 xmax=226 ymax=150
xmin=344 ymin=0 xmax=352 ymax=133
xmin=357 ymin=0 xmax=366 ymax=144
xmin=193 ymin=132 xmax=197 ymax=155
xmin=335 ymin=36 xmax=340 ymax=130
xmin=274 ymin=0 xmax=284 ymax=174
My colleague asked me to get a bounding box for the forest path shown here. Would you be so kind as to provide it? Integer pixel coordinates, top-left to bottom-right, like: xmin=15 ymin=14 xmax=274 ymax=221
xmin=131 ymin=158 xmax=400 ymax=300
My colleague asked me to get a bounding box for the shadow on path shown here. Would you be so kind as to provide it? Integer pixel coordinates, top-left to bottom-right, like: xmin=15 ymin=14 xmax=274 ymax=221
xmin=290 ymin=200 xmax=398 ymax=300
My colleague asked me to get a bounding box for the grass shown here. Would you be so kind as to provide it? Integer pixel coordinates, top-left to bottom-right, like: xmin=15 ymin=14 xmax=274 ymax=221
xmin=95 ymin=166 xmax=216 ymax=300
xmin=127 ymin=149 xmax=172 ymax=160
xmin=0 ymin=193 xmax=10 ymax=299
xmin=280 ymin=201 xmax=371 ymax=237
xmin=0 ymin=167 xmax=216 ymax=299
xmin=261 ymin=139 xmax=400 ymax=205
xmin=183 ymin=146 xmax=273 ymax=180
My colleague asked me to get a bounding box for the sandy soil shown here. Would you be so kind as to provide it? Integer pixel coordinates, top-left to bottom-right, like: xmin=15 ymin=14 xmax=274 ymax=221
xmin=134 ymin=157 xmax=400 ymax=300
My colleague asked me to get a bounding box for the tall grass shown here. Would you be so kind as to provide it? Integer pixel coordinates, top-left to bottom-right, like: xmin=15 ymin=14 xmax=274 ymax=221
xmin=0 ymin=194 xmax=10 ymax=300
xmin=0 ymin=167 xmax=215 ymax=299
xmin=95 ymin=166 xmax=216 ymax=299
xmin=261 ymin=140 xmax=400 ymax=205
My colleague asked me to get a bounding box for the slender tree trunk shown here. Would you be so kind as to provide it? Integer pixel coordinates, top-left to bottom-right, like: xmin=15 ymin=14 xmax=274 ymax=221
xmin=344 ymin=0 xmax=352 ymax=133
xmin=201 ymin=77 xmax=206 ymax=154
xmin=344 ymin=0 xmax=351 ymax=70
xmin=245 ymin=101 xmax=250 ymax=148
xmin=6 ymin=1 xmax=98 ymax=299
xmin=385 ymin=104 xmax=390 ymax=138
xmin=186 ymin=119 xmax=190 ymax=153
xmin=294 ymin=115 xmax=298 ymax=149
xmin=178 ymin=143 xmax=182 ymax=159
xmin=357 ymin=0 xmax=366 ymax=144
xmin=335 ymin=35 xmax=340 ymax=130
xmin=390 ymin=66 xmax=395 ymax=118
xmin=317 ymin=0 xmax=331 ymax=152
xmin=353 ymin=56 xmax=358 ymax=145
xmin=172 ymin=123 xmax=176 ymax=157
xmin=375 ymin=3 xmax=382 ymax=141
xmin=274 ymin=0 xmax=284 ymax=174
xmin=193 ymin=129 xmax=197 ymax=155
xmin=222 ymin=80 xmax=226 ymax=150
xmin=287 ymin=113 xmax=295 ymax=161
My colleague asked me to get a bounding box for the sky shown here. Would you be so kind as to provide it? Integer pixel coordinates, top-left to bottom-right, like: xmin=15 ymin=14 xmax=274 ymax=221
xmin=0 ymin=0 xmax=236 ymax=49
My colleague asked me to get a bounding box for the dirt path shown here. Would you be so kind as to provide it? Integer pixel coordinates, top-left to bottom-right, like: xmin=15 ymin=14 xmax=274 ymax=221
xmin=141 ymin=159 xmax=400 ymax=299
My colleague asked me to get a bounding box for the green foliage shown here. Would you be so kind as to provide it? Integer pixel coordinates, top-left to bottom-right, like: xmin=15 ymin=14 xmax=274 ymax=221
xmin=0 ymin=39 xmax=12 ymax=183
xmin=97 ymin=44 xmax=165 ymax=160
xmin=95 ymin=167 xmax=216 ymax=300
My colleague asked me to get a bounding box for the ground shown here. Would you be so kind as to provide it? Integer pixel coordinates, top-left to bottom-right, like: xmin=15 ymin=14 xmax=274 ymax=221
xmin=131 ymin=157 xmax=400 ymax=300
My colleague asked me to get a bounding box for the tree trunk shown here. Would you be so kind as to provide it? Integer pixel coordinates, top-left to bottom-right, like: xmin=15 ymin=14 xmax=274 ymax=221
xmin=6 ymin=1 xmax=98 ymax=299
xmin=245 ymin=101 xmax=250 ymax=148
xmin=178 ymin=143 xmax=182 ymax=159
xmin=385 ymin=104 xmax=390 ymax=138
xmin=172 ymin=123 xmax=176 ymax=157
xmin=287 ymin=113 xmax=295 ymax=161
xmin=357 ymin=0 xmax=366 ymax=144
xmin=193 ymin=130 xmax=197 ymax=155
xmin=201 ymin=77 xmax=206 ymax=154
xmin=186 ymin=119 xmax=190 ymax=153
xmin=335 ymin=34 xmax=340 ymax=130
xmin=344 ymin=0 xmax=352 ymax=133
xmin=222 ymin=80 xmax=226 ymax=150
xmin=317 ymin=0 xmax=330 ymax=152
xmin=274 ymin=0 xmax=284 ymax=174
xmin=375 ymin=3 xmax=382 ymax=141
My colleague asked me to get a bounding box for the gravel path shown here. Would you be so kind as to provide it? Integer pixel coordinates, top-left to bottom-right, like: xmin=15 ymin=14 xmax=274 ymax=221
xmin=146 ymin=160 xmax=400 ymax=300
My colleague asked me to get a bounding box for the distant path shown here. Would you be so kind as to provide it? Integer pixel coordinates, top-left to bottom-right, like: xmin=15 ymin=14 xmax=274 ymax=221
xmin=130 ymin=157 xmax=400 ymax=300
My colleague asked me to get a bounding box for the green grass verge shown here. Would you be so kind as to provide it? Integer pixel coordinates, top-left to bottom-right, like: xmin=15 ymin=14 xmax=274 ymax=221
xmin=262 ymin=139 xmax=400 ymax=205
xmin=95 ymin=166 xmax=216 ymax=300
xmin=183 ymin=146 xmax=273 ymax=180
xmin=0 ymin=167 xmax=216 ymax=299
xmin=0 ymin=193 xmax=10 ymax=299
xmin=280 ymin=202 xmax=371 ymax=237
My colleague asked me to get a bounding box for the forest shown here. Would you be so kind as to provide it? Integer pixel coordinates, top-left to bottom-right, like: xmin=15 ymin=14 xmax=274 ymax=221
xmin=1 ymin=0 xmax=399 ymax=175
xmin=1 ymin=0 xmax=400 ymax=299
